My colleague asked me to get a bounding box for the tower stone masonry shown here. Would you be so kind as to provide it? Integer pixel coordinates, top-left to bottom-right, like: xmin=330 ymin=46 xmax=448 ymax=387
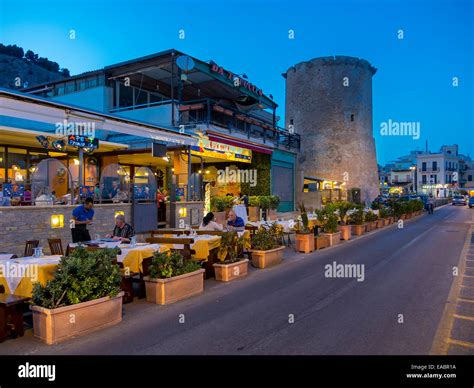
xmin=284 ymin=55 xmax=380 ymax=204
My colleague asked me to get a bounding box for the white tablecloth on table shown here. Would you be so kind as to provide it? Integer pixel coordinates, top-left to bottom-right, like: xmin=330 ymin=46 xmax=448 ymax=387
xmin=247 ymin=220 xmax=294 ymax=233
xmin=0 ymin=255 xmax=61 ymax=294
xmin=233 ymin=204 xmax=248 ymax=225
xmin=69 ymin=241 xmax=122 ymax=249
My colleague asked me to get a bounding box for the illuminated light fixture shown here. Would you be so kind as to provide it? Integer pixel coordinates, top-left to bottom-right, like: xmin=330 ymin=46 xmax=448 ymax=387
xmin=198 ymin=170 xmax=202 ymax=174
xmin=205 ymin=170 xmax=210 ymax=174
xmin=12 ymin=165 xmax=19 ymax=170
xmin=178 ymin=207 xmax=187 ymax=217
xmin=83 ymin=147 xmax=94 ymax=154
xmin=50 ymin=214 xmax=64 ymax=228
xmin=171 ymin=168 xmax=175 ymax=172
xmin=36 ymin=135 xmax=49 ymax=149
xmin=73 ymin=159 xmax=80 ymax=166
xmin=162 ymin=156 xmax=170 ymax=162
xmin=114 ymin=211 xmax=125 ymax=219
xmin=51 ymin=139 xmax=66 ymax=152
xmin=29 ymin=166 xmax=38 ymax=173
xmin=145 ymin=172 xmax=149 ymax=176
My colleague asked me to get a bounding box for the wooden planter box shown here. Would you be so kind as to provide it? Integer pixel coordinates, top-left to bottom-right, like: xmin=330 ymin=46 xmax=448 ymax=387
xmin=338 ymin=225 xmax=351 ymax=240
xmin=314 ymin=235 xmax=328 ymax=249
xmin=213 ymin=259 xmax=249 ymax=282
xmin=352 ymin=224 xmax=365 ymax=236
xmin=250 ymin=246 xmax=285 ymax=268
xmin=248 ymin=206 xmax=259 ymax=222
xmin=383 ymin=218 xmax=390 ymax=226
xmin=376 ymin=219 xmax=385 ymax=228
xmin=144 ymin=269 xmax=205 ymax=305
xmin=364 ymin=222 xmax=371 ymax=232
xmin=321 ymin=232 xmax=341 ymax=246
xmin=295 ymin=232 xmax=315 ymax=253
xmin=31 ymin=292 xmax=124 ymax=345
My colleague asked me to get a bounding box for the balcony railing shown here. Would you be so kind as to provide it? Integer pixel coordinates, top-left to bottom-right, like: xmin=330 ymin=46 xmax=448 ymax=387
xmin=178 ymin=98 xmax=300 ymax=150
xmin=419 ymin=167 xmax=440 ymax=173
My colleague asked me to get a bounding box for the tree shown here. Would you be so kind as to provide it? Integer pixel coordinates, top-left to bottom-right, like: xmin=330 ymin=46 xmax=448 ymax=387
xmin=25 ymin=50 xmax=36 ymax=61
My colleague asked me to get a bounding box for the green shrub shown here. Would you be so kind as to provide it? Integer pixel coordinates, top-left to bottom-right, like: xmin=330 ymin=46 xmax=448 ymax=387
xmin=350 ymin=209 xmax=365 ymax=225
xmin=211 ymin=196 xmax=233 ymax=212
xmin=297 ymin=202 xmax=310 ymax=233
xmin=379 ymin=207 xmax=389 ymax=219
xmin=365 ymin=210 xmax=378 ymax=222
xmin=248 ymin=195 xmax=260 ymax=207
xmin=148 ymin=250 xmax=201 ymax=279
xmin=269 ymin=195 xmax=280 ymax=210
xmin=218 ymin=231 xmax=251 ymax=263
xmin=252 ymin=223 xmax=283 ymax=250
xmin=32 ymin=247 xmax=122 ymax=309
xmin=258 ymin=195 xmax=271 ymax=210
xmin=323 ymin=213 xmax=339 ymax=233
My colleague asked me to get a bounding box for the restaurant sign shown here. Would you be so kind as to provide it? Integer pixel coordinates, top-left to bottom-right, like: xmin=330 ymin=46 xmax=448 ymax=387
xmin=191 ymin=138 xmax=252 ymax=163
xmin=68 ymin=135 xmax=99 ymax=149
xmin=210 ymin=63 xmax=263 ymax=97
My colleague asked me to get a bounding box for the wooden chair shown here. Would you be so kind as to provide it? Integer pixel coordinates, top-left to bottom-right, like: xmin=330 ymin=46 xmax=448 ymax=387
xmin=24 ymin=240 xmax=39 ymax=257
xmin=195 ymin=230 xmax=224 ymax=236
xmin=150 ymin=229 xmax=190 ymax=237
xmin=0 ymin=294 xmax=31 ymax=342
xmin=48 ymin=238 xmax=64 ymax=256
xmin=146 ymin=237 xmax=196 ymax=260
xmin=245 ymin=225 xmax=259 ymax=236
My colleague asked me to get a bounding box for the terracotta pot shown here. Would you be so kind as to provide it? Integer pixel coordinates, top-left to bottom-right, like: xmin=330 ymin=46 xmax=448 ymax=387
xmin=352 ymin=224 xmax=365 ymax=236
xmin=144 ymin=269 xmax=205 ymax=305
xmin=295 ymin=232 xmax=315 ymax=253
xmin=338 ymin=225 xmax=352 ymax=240
xmin=383 ymin=218 xmax=390 ymax=226
xmin=314 ymin=235 xmax=328 ymax=250
xmin=213 ymin=259 xmax=249 ymax=282
xmin=250 ymin=246 xmax=285 ymax=268
xmin=321 ymin=232 xmax=341 ymax=246
xmin=400 ymin=214 xmax=406 ymax=220
xmin=214 ymin=211 xmax=227 ymax=226
xmin=31 ymin=292 xmax=124 ymax=345
xmin=370 ymin=221 xmax=377 ymax=230
xmin=248 ymin=206 xmax=259 ymax=222
xmin=364 ymin=222 xmax=371 ymax=232
xmin=376 ymin=219 xmax=384 ymax=228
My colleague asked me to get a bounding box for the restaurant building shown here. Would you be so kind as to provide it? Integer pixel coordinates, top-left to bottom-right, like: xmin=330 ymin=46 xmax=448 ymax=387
xmin=21 ymin=49 xmax=300 ymax=212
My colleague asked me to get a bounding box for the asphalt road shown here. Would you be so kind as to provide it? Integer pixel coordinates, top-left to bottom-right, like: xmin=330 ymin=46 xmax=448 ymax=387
xmin=1 ymin=204 xmax=472 ymax=355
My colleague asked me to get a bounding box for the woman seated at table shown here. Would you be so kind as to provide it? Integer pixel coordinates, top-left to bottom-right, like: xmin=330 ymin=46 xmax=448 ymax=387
xmin=106 ymin=214 xmax=135 ymax=243
xmin=226 ymin=209 xmax=245 ymax=232
xmin=199 ymin=212 xmax=224 ymax=231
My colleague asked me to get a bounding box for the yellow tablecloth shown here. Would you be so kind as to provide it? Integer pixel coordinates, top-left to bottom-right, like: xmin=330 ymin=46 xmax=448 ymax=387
xmin=119 ymin=245 xmax=169 ymax=273
xmin=161 ymin=235 xmax=222 ymax=261
xmin=0 ymin=256 xmax=61 ymax=297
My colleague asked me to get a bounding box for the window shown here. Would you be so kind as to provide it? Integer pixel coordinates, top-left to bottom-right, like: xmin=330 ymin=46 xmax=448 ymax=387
xmin=469 ymin=175 xmax=473 ymax=182
xmin=433 ymin=161 xmax=437 ymax=171
xmin=422 ymin=175 xmax=427 ymax=184
xmin=422 ymin=162 xmax=426 ymax=171
xmin=56 ymin=85 xmax=65 ymax=96
xmin=350 ymin=114 xmax=355 ymax=122
xmin=0 ymin=146 xmax=5 ymax=183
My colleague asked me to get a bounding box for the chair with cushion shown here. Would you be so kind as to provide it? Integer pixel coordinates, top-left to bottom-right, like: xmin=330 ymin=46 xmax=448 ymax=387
xmin=24 ymin=240 xmax=39 ymax=257
xmin=47 ymin=238 xmax=64 ymax=256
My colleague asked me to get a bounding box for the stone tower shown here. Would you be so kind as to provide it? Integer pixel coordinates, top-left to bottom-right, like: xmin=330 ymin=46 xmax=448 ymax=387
xmin=284 ymin=56 xmax=380 ymax=204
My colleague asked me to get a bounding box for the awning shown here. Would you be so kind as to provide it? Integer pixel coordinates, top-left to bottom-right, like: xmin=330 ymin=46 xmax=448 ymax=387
xmin=207 ymin=131 xmax=273 ymax=155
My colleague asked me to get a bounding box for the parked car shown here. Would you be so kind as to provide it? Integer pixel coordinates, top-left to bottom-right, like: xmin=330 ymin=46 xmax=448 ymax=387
xmin=452 ymin=195 xmax=467 ymax=206
xmin=469 ymin=197 xmax=474 ymax=208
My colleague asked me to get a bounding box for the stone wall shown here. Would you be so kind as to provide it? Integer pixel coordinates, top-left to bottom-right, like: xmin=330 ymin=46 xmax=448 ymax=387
xmin=0 ymin=203 xmax=132 ymax=257
xmin=285 ymin=55 xmax=380 ymax=204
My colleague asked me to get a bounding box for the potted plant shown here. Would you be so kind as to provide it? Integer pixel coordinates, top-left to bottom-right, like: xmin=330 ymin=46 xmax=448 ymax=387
xmin=336 ymin=201 xmax=353 ymax=240
xmin=250 ymin=223 xmax=285 ymax=268
xmin=267 ymin=195 xmax=280 ymax=221
xmin=211 ymin=196 xmax=233 ymax=225
xmin=144 ymin=250 xmax=204 ymax=305
xmin=294 ymin=202 xmax=315 ymax=253
xmin=248 ymin=196 xmax=260 ymax=221
xmin=321 ymin=213 xmax=341 ymax=246
xmin=350 ymin=208 xmax=365 ymax=236
xmin=31 ymin=247 xmax=124 ymax=345
xmin=313 ymin=209 xmax=329 ymax=249
xmin=365 ymin=210 xmax=378 ymax=231
xmin=213 ymin=231 xmax=251 ymax=282
xmin=259 ymin=195 xmax=271 ymax=221
xmin=379 ymin=207 xmax=390 ymax=226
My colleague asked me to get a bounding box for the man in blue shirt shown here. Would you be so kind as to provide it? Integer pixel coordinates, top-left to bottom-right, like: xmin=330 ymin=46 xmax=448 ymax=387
xmin=71 ymin=197 xmax=94 ymax=243
xmin=227 ymin=209 xmax=245 ymax=231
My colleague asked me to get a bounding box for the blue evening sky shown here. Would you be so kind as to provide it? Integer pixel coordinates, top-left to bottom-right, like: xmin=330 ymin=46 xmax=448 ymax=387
xmin=1 ymin=0 xmax=472 ymax=164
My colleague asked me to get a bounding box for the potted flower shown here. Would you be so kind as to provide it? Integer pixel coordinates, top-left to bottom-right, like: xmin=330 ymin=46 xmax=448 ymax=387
xmin=336 ymin=201 xmax=353 ymax=240
xmin=294 ymin=202 xmax=315 ymax=253
xmin=211 ymin=196 xmax=233 ymax=225
xmin=213 ymin=231 xmax=251 ymax=282
xmin=248 ymin=196 xmax=260 ymax=221
xmin=321 ymin=213 xmax=341 ymax=246
xmin=250 ymin=223 xmax=285 ymax=268
xmin=267 ymin=195 xmax=280 ymax=220
xmin=350 ymin=208 xmax=365 ymax=236
xmin=365 ymin=210 xmax=378 ymax=231
xmin=144 ymin=250 xmax=204 ymax=305
xmin=31 ymin=247 xmax=124 ymax=345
